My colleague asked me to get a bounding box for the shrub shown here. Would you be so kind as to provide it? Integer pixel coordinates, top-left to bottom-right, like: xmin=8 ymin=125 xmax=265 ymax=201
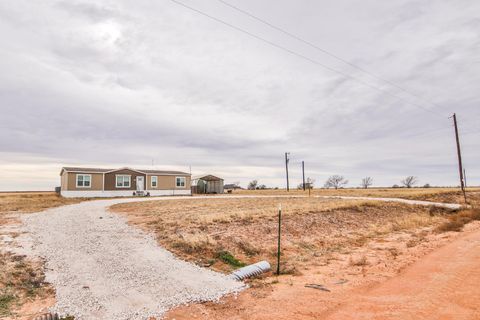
xmin=216 ymin=251 xmax=246 ymax=268
xmin=436 ymin=220 xmax=465 ymax=232
xmin=0 ymin=293 xmax=15 ymax=317
xmin=349 ymin=255 xmax=368 ymax=266
xmin=435 ymin=209 xmax=480 ymax=233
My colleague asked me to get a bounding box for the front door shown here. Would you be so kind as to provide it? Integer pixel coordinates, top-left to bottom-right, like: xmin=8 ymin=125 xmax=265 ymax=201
xmin=136 ymin=176 xmax=145 ymax=191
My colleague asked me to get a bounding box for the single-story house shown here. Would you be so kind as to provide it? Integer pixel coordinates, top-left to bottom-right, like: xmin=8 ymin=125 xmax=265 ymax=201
xmin=60 ymin=167 xmax=191 ymax=198
xmin=191 ymin=174 xmax=224 ymax=194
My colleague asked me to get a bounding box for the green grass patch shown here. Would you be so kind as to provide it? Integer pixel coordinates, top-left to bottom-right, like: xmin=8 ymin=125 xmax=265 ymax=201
xmin=216 ymin=251 xmax=246 ymax=268
xmin=0 ymin=293 xmax=15 ymax=317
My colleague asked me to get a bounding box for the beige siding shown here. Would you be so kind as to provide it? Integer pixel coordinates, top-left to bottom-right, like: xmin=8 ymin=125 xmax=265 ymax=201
xmin=146 ymin=175 xmax=191 ymax=190
xmin=61 ymin=172 xmax=68 ymax=190
xmin=66 ymin=172 xmax=103 ymax=191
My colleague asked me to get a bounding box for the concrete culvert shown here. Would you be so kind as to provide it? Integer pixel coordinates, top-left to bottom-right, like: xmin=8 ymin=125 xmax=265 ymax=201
xmin=230 ymin=261 xmax=271 ymax=280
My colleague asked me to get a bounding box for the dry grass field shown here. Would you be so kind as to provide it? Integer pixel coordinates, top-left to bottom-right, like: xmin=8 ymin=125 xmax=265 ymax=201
xmin=233 ymin=187 xmax=480 ymax=205
xmin=0 ymin=192 xmax=83 ymax=219
xmin=111 ymin=196 xmax=459 ymax=273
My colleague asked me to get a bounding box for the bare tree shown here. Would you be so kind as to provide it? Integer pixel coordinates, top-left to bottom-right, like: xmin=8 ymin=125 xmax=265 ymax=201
xmin=324 ymin=175 xmax=348 ymax=189
xmin=401 ymin=176 xmax=418 ymax=188
xmin=361 ymin=177 xmax=373 ymax=189
xmin=247 ymin=180 xmax=258 ymax=190
xmin=306 ymin=177 xmax=315 ymax=190
xmin=297 ymin=178 xmax=315 ymax=190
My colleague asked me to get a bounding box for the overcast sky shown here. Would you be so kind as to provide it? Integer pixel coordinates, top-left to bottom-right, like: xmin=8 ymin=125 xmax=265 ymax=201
xmin=0 ymin=0 xmax=479 ymax=191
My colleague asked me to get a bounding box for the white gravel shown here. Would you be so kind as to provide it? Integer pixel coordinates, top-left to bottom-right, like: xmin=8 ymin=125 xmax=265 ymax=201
xmin=20 ymin=198 xmax=245 ymax=320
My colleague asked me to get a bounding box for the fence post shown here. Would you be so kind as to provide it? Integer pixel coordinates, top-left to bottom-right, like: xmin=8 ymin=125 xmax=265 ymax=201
xmin=276 ymin=204 xmax=282 ymax=275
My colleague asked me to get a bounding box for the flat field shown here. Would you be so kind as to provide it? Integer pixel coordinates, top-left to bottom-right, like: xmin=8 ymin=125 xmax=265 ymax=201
xmin=233 ymin=187 xmax=480 ymax=205
xmin=110 ymin=195 xmax=453 ymax=273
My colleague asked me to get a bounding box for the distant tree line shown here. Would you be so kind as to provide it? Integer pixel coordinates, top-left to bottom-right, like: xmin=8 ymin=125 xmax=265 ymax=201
xmin=245 ymin=175 xmax=431 ymax=190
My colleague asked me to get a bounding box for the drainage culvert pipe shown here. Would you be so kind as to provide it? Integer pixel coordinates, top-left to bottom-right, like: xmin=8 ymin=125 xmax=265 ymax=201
xmin=230 ymin=261 xmax=271 ymax=281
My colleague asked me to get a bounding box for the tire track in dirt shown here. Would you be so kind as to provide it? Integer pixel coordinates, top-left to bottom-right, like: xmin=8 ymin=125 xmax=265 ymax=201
xmin=323 ymin=224 xmax=480 ymax=320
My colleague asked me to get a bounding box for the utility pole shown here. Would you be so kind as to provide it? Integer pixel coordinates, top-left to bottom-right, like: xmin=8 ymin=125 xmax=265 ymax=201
xmin=285 ymin=152 xmax=290 ymax=191
xmin=302 ymin=161 xmax=306 ymax=191
xmin=452 ymin=113 xmax=467 ymax=203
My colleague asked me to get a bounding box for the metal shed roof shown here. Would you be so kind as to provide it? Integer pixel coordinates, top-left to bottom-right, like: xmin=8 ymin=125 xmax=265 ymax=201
xmin=192 ymin=174 xmax=223 ymax=181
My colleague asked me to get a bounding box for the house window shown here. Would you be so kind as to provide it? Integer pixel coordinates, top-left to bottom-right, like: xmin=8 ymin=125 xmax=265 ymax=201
xmin=76 ymin=174 xmax=91 ymax=188
xmin=151 ymin=176 xmax=158 ymax=188
xmin=176 ymin=177 xmax=186 ymax=188
xmin=116 ymin=175 xmax=131 ymax=188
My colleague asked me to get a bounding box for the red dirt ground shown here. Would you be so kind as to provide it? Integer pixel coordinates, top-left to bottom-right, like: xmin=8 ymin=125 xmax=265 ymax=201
xmin=166 ymin=222 xmax=480 ymax=320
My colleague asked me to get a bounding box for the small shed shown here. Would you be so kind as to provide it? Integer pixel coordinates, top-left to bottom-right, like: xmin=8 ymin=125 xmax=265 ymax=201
xmin=191 ymin=174 xmax=224 ymax=194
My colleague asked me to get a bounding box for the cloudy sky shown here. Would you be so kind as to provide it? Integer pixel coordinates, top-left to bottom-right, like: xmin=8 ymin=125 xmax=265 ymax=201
xmin=0 ymin=0 xmax=479 ymax=191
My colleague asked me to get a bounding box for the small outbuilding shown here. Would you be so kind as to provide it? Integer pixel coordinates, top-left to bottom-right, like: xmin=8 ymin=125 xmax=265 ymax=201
xmin=191 ymin=174 xmax=224 ymax=194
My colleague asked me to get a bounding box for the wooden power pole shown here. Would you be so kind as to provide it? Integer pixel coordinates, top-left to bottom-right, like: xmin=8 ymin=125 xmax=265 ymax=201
xmin=285 ymin=152 xmax=290 ymax=191
xmin=302 ymin=161 xmax=306 ymax=191
xmin=452 ymin=113 xmax=467 ymax=203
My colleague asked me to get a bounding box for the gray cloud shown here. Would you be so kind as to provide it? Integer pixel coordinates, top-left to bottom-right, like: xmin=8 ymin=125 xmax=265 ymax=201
xmin=0 ymin=0 xmax=479 ymax=190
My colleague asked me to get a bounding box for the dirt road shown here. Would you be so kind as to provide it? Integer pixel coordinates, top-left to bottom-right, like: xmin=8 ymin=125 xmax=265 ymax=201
xmin=323 ymin=223 xmax=480 ymax=320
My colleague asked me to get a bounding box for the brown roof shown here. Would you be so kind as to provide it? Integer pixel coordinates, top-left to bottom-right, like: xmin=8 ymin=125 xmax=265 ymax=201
xmin=60 ymin=167 xmax=190 ymax=176
xmin=62 ymin=167 xmax=112 ymax=173
xmin=141 ymin=169 xmax=190 ymax=175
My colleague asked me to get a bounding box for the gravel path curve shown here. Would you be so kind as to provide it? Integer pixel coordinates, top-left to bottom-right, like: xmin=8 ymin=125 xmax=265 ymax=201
xmin=20 ymin=198 xmax=245 ymax=320
xmin=18 ymin=195 xmax=461 ymax=319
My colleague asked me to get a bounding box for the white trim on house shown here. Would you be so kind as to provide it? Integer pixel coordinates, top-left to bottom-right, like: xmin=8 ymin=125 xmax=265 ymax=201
xmin=76 ymin=174 xmax=92 ymax=188
xmin=151 ymin=176 xmax=158 ymax=188
xmin=115 ymin=175 xmax=131 ymax=188
xmin=60 ymin=189 xmax=191 ymax=198
xmin=175 ymin=176 xmax=186 ymax=188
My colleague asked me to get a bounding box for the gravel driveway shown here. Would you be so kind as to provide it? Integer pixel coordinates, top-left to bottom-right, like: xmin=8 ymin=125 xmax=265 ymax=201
xmin=20 ymin=198 xmax=245 ymax=320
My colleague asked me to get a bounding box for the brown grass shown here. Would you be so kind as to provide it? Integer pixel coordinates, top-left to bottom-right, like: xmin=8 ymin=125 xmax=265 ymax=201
xmin=231 ymin=187 xmax=480 ymax=206
xmin=111 ymin=197 xmax=451 ymax=273
xmin=0 ymin=192 xmax=84 ymax=218
xmin=349 ymin=255 xmax=368 ymax=267
xmin=0 ymin=252 xmax=53 ymax=317
xmin=436 ymin=208 xmax=480 ymax=233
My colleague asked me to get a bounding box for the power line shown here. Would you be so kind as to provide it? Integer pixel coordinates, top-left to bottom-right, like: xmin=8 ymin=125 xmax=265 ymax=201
xmin=169 ymin=0 xmax=450 ymax=121
xmin=216 ymin=0 xmax=449 ymax=119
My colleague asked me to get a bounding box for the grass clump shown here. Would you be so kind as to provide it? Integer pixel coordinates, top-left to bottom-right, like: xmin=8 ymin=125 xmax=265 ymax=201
xmin=349 ymin=255 xmax=368 ymax=267
xmin=216 ymin=251 xmax=246 ymax=268
xmin=436 ymin=208 xmax=480 ymax=233
xmin=0 ymin=292 xmax=15 ymax=317
xmin=237 ymin=241 xmax=260 ymax=256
